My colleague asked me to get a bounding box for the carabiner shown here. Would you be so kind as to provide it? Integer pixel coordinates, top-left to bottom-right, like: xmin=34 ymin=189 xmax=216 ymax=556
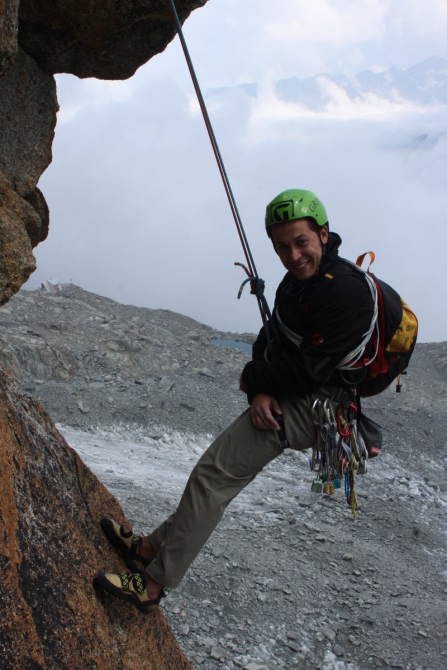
xmin=312 ymin=398 xmax=322 ymax=426
xmin=336 ymin=404 xmax=351 ymax=437
xmin=336 ymin=403 xmax=357 ymax=437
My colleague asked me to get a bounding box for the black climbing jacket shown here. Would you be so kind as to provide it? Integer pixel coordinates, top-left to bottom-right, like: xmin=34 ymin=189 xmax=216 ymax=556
xmin=241 ymin=232 xmax=376 ymax=399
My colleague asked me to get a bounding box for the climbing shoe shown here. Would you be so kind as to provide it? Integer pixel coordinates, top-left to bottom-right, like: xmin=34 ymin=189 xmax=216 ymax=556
xmin=94 ymin=571 xmax=163 ymax=614
xmin=100 ymin=517 xmax=151 ymax=573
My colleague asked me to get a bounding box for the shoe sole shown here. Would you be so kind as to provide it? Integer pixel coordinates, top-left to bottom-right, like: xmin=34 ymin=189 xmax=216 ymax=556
xmin=93 ymin=574 xmax=159 ymax=614
xmin=100 ymin=518 xmax=150 ymax=573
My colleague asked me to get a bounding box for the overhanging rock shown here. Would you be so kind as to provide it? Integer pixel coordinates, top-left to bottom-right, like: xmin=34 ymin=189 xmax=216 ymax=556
xmin=18 ymin=0 xmax=209 ymax=79
xmin=0 ymin=0 xmax=209 ymax=306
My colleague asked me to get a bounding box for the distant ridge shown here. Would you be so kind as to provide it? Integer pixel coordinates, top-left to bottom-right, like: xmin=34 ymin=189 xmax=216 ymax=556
xmin=277 ymin=55 xmax=447 ymax=108
xmin=207 ymin=56 xmax=447 ymax=108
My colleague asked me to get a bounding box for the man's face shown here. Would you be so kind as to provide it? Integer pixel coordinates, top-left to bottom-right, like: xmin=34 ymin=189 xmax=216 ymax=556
xmin=271 ymin=218 xmax=329 ymax=281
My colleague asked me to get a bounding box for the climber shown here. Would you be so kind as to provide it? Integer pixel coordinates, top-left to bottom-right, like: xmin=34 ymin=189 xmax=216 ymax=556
xmin=94 ymin=188 xmax=377 ymax=613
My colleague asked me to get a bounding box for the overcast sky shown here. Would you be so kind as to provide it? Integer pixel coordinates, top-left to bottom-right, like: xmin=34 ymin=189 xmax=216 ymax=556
xmin=27 ymin=0 xmax=447 ymax=342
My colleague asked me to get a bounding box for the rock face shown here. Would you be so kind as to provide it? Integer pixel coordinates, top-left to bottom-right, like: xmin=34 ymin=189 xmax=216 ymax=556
xmin=0 ymin=0 xmax=208 ymax=307
xmin=0 ymin=0 xmax=19 ymax=74
xmin=0 ymin=174 xmax=38 ymax=306
xmin=18 ymin=0 xmax=208 ymax=80
xmin=0 ymin=364 xmax=191 ymax=669
xmin=0 ymin=47 xmax=57 ymax=198
xmin=0 ymin=45 xmax=57 ymax=302
xmin=0 ymin=35 xmax=57 ymax=306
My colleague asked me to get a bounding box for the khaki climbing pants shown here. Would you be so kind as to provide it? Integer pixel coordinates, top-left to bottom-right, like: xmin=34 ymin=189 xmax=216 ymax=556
xmin=146 ymin=392 xmax=330 ymax=589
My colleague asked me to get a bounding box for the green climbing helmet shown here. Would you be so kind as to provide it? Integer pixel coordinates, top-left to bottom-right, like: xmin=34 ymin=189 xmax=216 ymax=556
xmin=265 ymin=189 xmax=328 ymax=234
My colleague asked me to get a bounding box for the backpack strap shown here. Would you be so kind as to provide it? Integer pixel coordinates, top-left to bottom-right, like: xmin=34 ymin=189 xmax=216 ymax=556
xmin=369 ymin=280 xmax=388 ymax=375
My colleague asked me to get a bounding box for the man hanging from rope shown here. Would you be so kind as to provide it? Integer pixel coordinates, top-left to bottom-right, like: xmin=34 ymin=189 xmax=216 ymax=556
xmin=94 ymin=188 xmax=377 ymax=613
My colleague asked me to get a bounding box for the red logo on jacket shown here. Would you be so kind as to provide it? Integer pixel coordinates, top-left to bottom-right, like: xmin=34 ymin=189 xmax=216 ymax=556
xmin=311 ymin=333 xmax=324 ymax=345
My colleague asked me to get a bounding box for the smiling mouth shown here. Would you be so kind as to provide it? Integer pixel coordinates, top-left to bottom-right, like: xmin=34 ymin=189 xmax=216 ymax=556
xmin=293 ymin=260 xmax=309 ymax=270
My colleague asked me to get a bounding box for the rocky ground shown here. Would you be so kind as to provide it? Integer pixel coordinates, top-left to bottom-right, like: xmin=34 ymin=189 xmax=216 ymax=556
xmin=1 ymin=284 xmax=446 ymax=670
xmin=0 ymin=283 xmax=254 ymax=436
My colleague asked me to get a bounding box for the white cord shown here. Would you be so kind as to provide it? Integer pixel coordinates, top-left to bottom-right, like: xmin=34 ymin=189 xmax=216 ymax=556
xmin=336 ymin=264 xmax=379 ymax=371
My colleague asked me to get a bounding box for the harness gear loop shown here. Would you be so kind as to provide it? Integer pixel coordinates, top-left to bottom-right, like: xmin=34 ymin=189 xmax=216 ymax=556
xmin=167 ymin=0 xmax=275 ymax=348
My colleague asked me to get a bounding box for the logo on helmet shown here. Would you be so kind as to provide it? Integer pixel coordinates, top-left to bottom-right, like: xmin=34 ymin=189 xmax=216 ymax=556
xmin=272 ymin=200 xmax=294 ymax=223
xmin=308 ymin=198 xmax=321 ymax=213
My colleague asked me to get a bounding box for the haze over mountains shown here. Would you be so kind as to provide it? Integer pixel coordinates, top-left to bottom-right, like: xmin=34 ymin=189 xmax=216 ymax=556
xmin=29 ymin=54 xmax=447 ymax=341
xmin=210 ymin=56 xmax=447 ymax=108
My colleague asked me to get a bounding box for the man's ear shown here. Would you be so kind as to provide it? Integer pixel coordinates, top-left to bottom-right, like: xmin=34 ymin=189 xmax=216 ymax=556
xmin=320 ymin=225 xmax=329 ymax=244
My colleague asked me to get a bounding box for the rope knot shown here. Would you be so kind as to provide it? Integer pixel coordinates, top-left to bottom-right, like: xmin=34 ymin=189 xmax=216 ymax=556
xmin=251 ymin=277 xmax=265 ymax=298
xmin=237 ymin=275 xmax=265 ymax=300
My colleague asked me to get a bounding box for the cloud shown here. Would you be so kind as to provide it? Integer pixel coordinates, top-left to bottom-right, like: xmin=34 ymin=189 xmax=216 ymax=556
xmin=55 ymin=75 xmax=138 ymax=126
xmin=247 ymin=81 xmax=423 ymax=138
xmin=26 ymin=1 xmax=447 ymax=342
xmin=263 ymin=0 xmax=387 ymax=48
xmin=180 ymin=0 xmax=447 ymax=82
xmin=29 ymin=65 xmax=447 ymax=343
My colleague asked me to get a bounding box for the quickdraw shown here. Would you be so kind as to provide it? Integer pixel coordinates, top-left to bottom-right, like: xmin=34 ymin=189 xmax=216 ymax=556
xmin=310 ymin=398 xmax=368 ymax=518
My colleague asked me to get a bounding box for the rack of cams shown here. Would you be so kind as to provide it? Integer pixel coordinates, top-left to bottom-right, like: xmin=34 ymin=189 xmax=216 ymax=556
xmin=310 ymin=399 xmax=368 ymax=518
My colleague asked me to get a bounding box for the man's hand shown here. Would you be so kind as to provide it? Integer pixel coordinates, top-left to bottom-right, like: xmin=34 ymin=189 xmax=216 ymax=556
xmin=250 ymin=394 xmax=282 ymax=430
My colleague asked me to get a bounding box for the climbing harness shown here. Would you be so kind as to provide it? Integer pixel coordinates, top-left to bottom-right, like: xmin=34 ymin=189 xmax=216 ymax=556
xmin=167 ymin=0 xmax=277 ymax=349
xmin=310 ymin=398 xmax=368 ymax=518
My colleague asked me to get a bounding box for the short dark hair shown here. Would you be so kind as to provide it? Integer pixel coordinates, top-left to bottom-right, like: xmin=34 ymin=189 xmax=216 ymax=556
xmin=305 ymin=218 xmax=329 ymax=235
xmin=268 ymin=217 xmax=329 ymax=239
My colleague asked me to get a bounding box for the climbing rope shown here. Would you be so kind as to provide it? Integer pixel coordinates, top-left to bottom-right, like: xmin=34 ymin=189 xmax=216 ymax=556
xmin=167 ymin=0 xmax=276 ymax=348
